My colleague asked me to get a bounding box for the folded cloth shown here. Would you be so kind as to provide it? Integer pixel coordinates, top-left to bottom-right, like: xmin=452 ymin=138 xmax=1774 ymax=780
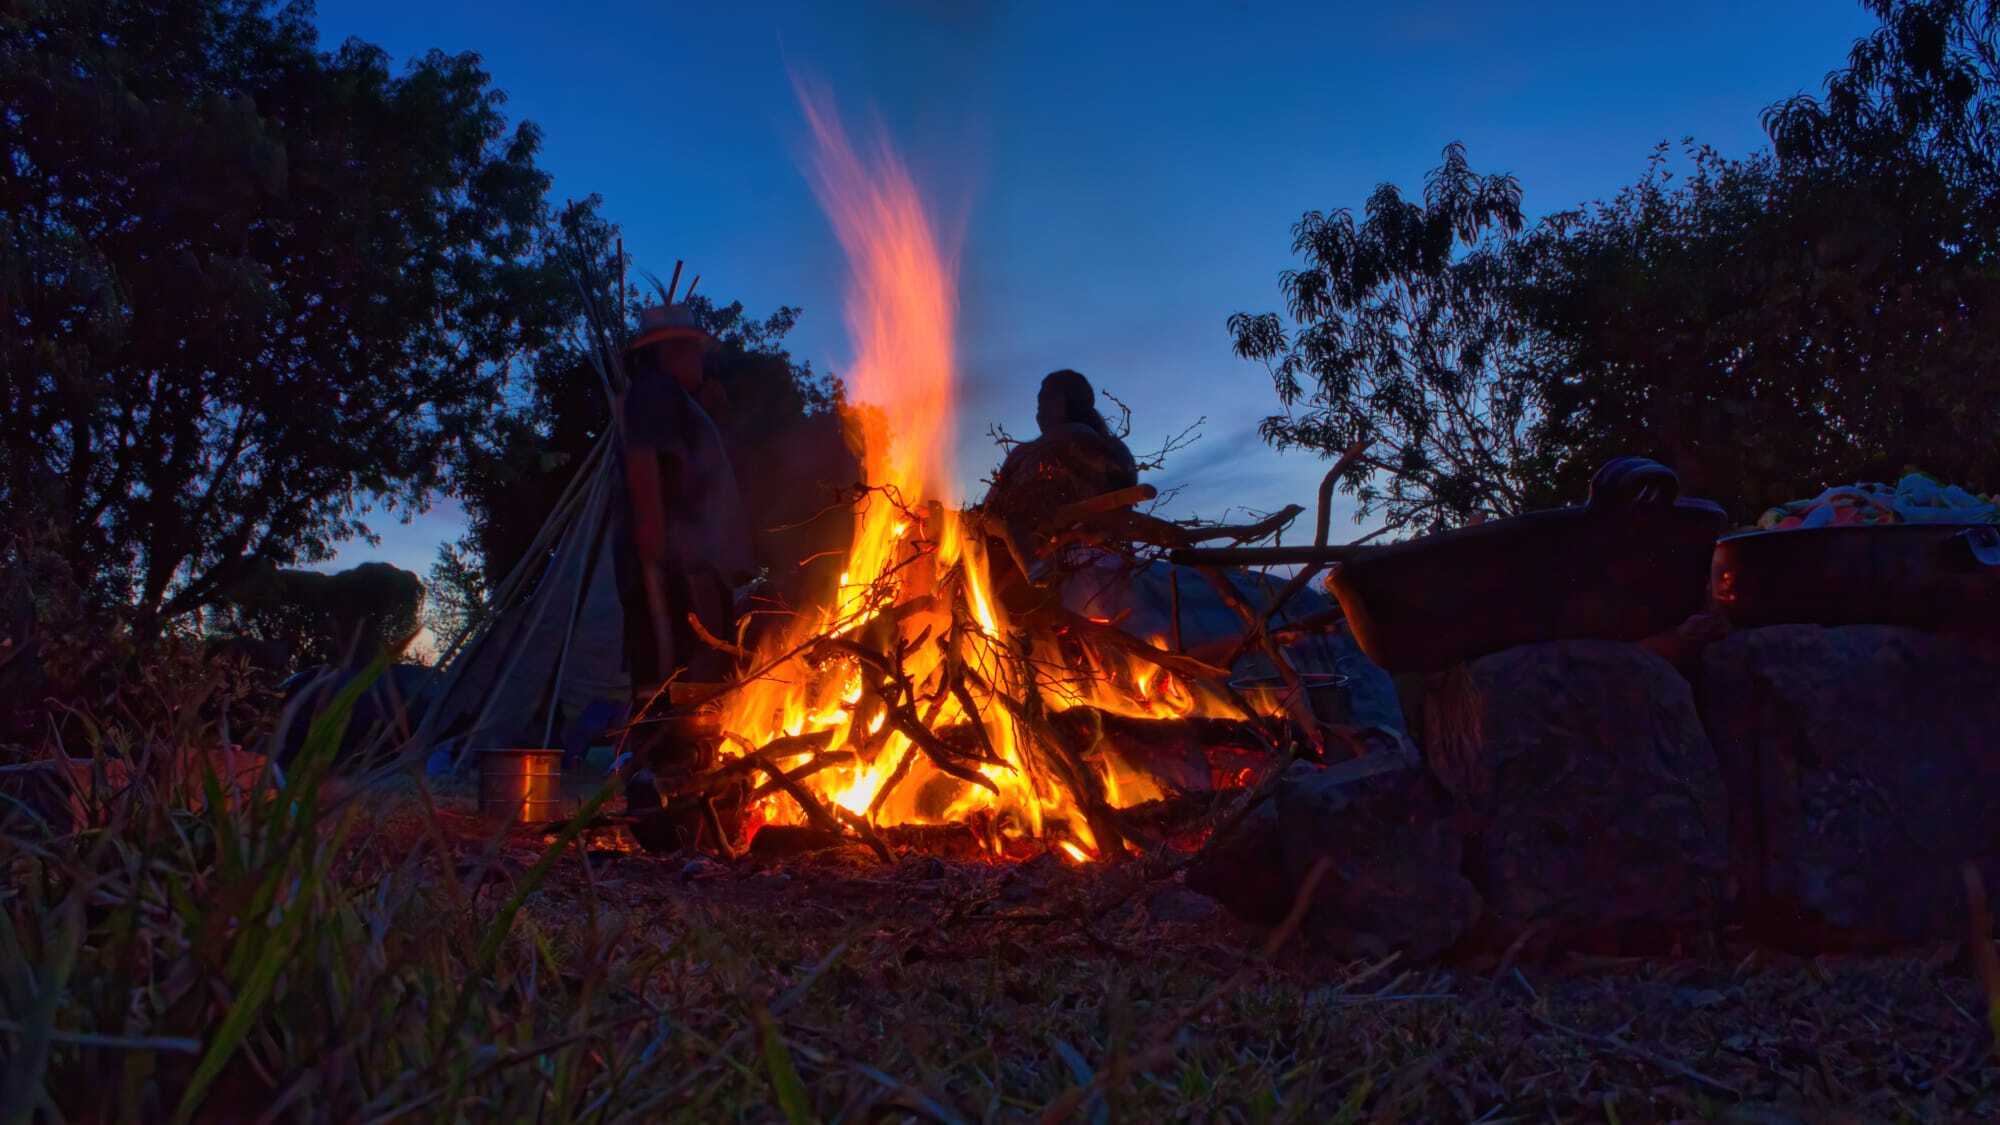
xmin=1964 ymin=526 xmax=2000 ymax=567
xmin=1755 ymin=471 xmax=1999 ymax=531
xmin=1892 ymin=472 xmax=1999 ymax=524
xmin=1758 ymin=484 xmax=1898 ymax=530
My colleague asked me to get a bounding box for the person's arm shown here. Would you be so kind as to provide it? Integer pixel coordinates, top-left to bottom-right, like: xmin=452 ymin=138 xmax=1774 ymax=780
xmin=624 ymin=444 xmax=672 ymax=564
xmin=625 ymin=442 xmax=686 ymax=678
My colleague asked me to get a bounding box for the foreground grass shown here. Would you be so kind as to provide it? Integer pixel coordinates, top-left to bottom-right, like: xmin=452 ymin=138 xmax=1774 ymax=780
xmin=2 ymin=660 xmax=1997 ymax=1121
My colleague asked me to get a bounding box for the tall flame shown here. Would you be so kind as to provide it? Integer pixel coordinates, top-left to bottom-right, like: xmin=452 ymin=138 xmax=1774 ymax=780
xmin=796 ymin=84 xmax=957 ymax=505
xmin=713 ymin=88 xmax=1243 ymax=852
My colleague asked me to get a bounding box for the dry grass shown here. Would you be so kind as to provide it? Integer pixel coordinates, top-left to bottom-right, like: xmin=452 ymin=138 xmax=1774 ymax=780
xmin=3 ymin=653 xmax=1998 ymax=1122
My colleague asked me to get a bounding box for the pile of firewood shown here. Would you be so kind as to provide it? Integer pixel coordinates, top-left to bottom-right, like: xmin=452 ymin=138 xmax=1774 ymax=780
xmin=621 ymin=442 xmax=1374 ymax=862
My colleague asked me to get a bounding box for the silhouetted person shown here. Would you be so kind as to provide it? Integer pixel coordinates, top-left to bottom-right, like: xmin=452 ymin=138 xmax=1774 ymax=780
xmin=615 ymin=304 xmax=754 ymax=717
xmin=981 ymin=369 xmax=1140 ymax=584
xmin=989 ymin=369 xmax=1138 ymax=510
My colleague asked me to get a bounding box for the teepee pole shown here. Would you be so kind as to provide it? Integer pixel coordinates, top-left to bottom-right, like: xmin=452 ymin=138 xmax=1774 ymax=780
xmin=540 ymin=468 xmax=616 ymax=748
xmin=460 ymin=462 xmax=613 ymax=749
xmin=408 ymin=433 xmax=611 ymax=752
xmin=424 ymin=434 xmax=608 ymax=677
xmin=412 ymin=258 xmax=635 ymax=759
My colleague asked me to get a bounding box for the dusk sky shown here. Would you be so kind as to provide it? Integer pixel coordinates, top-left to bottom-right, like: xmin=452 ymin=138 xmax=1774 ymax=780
xmin=314 ymin=0 xmax=1879 ymax=578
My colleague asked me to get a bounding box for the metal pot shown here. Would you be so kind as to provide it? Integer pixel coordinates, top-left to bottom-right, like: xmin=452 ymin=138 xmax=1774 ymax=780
xmin=1327 ymin=458 xmax=1726 ymax=676
xmin=1711 ymin=522 xmax=2000 ymax=629
xmin=476 ymin=748 xmax=566 ymax=823
xmin=1229 ymin=673 xmax=1351 ymax=725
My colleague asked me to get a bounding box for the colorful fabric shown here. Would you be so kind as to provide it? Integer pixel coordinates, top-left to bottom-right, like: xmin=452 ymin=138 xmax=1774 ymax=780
xmin=1753 ymin=471 xmax=1999 ymax=531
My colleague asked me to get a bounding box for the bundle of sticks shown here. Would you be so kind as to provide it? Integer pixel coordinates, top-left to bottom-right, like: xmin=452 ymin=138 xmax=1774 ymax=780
xmin=632 ymin=440 xmax=1373 ymax=863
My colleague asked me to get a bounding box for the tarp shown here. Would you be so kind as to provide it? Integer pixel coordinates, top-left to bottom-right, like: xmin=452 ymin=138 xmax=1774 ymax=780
xmin=1058 ymin=552 xmax=1406 ymax=736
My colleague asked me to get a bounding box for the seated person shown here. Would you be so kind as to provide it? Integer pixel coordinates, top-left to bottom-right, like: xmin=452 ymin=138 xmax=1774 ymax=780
xmin=982 ymin=370 xmax=1139 ymax=582
xmin=988 ymin=369 xmax=1138 ymax=511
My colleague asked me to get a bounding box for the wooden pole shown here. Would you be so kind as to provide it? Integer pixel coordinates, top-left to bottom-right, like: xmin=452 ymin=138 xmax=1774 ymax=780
xmin=461 ymin=465 xmax=614 ymax=750
xmin=1169 ymin=544 xmax=1381 ymax=567
xmin=408 ymin=434 xmax=613 ymax=753
xmin=540 ymin=473 xmax=616 ymax=748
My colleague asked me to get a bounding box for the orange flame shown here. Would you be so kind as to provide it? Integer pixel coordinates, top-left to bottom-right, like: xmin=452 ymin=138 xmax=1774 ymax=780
xmin=796 ymin=82 xmax=957 ymax=507
xmin=715 ymin=89 xmax=1245 ymax=856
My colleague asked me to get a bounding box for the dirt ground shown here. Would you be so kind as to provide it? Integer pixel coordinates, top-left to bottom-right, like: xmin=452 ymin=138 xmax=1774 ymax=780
xmin=391 ymin=787 xmax=2000 ymax=1122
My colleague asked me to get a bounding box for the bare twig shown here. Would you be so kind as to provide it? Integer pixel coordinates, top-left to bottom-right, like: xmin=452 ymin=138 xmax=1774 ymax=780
xmin=746 ymin=754 xmax=890 ymax=864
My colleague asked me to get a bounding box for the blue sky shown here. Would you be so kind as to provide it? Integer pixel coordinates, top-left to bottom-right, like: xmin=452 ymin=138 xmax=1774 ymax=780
xmin=314 ymin=0 xmax=1879 ymax=577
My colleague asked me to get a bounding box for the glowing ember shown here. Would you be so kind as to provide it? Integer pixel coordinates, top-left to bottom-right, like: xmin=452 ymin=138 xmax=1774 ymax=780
xmin=713 ymin=87 xmax=1250 ymax=859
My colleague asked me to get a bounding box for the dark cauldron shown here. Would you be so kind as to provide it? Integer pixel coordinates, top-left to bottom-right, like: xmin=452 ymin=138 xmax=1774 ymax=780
xmin=1711 ymin=522 xmax=2000 ymax=630
xmin=1327 ymin=458 xmax=1726 ymax=676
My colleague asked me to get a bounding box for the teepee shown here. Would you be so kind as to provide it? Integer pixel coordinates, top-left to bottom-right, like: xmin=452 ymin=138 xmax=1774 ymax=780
xmin=409 ymin=260 xmax=699 ymax=759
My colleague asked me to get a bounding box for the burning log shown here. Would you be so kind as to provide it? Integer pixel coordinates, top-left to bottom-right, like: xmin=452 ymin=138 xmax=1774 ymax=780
xmin=747 ymin=749 xmax=858 ymax=799
xmin=813 ymin=634 xmax=1006 ymax=793
xmin=746 ymin=750 xmax=892 ymax=863
xmin=687 ymin=611 xmax=751 ymax=661
xmin=1182 ymin=606 xmax=1347 ymax=666
xmin=1035 ymin=608 xmax=1232 ymax=685
xmin=1192 ymin=566 xmax=1328 ymax=757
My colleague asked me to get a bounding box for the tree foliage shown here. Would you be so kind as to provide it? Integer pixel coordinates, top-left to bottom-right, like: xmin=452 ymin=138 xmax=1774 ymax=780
xmin=218 ymin=560 xmax=424 ymax=670
xmin=1242 ymin=0 xmax=2000 ymax=529
xmin=1 ymin=0 xmax=572 ymax=633
xmin=421 ymin=537 xmax=488 ymax=655
xmin=444 ymin=200 xmax=856 ymax=616
xmin=1230 ymin=143 xmax=1538 ymax=533
xmin=1510 ymin=145 xmax=1828 ymax=514
xmin=1522 ymin=0 xmax=2000 ymax=519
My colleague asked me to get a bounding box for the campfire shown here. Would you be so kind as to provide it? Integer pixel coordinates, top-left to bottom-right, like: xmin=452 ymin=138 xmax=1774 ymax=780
xmin=629 ymin=95 xmax=1344 ymax=862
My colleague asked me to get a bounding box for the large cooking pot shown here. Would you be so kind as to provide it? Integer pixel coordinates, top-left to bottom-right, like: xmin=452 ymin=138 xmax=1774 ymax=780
xmin=1327 ymin=458 xmax=1726 ymax=675
xmin=1711 ymin=522 xmax=2000 ymax=629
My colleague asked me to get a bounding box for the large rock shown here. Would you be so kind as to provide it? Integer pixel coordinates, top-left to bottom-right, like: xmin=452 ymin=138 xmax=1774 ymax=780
xmin=1432 ymin=641 xmax=1728 ymax=954
xmin=1701 ymin=625 xmax=2000 ymax=949
xmin=1184 ymin=772 xmax=1292 ymax=925
xmin=1276 ymin=759 xmax=1479 ymax=961
xmin=1188 ymin=757 xmax=1478 ymax=962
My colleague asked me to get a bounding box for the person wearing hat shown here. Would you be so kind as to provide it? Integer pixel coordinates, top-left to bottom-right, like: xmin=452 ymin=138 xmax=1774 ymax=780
xmin=614 ymin=303 xmax=755 ymax=729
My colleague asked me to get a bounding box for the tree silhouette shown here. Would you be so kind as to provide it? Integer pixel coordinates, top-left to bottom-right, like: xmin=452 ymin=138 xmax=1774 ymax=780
xmin=219 ymin=561 xmax=424 ymax=671
xmin=1242 ymin=1 xmax=2000 ymax=528
xmin=1520 ymin=0 xmax=2000 ymax=520
xmin=1 ymin=1 xmax=573 ymax=636
xmin=1230 ymin=143 xmax=1538 ymax=534
xmin=443 ymin=199 xmax=857 ymax=625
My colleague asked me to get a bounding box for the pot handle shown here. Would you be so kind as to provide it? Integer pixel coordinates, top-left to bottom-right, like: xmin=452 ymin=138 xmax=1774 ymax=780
xmin=1587 ymin=457 xmax=1681 ymax=512
xmin=1958 ymin=525 xmax=2000 ymax=569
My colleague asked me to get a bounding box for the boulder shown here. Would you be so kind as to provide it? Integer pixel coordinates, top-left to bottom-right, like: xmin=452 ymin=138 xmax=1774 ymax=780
xmin=1188 ymin=755 xmax=1477 ymax=963
xmin=1185 ymin=769 xmax=1293 ymax=925
xmin=1701 ymin=625 xmax=2000 ymax=949
xmin=1275 ymin=759 xmax=1479 ymax=961
xmin=1432 ymin=641 xmax=1727 ymax=954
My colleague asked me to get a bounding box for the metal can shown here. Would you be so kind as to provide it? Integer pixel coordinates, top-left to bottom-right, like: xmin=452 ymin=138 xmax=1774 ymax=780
xmin=476 ymin=748 xmax=566 ymax=823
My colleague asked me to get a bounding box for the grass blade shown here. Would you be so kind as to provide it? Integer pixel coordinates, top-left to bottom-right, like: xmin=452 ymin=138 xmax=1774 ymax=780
xmin=756 ymin=1006 xmax=816 ymax=1125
